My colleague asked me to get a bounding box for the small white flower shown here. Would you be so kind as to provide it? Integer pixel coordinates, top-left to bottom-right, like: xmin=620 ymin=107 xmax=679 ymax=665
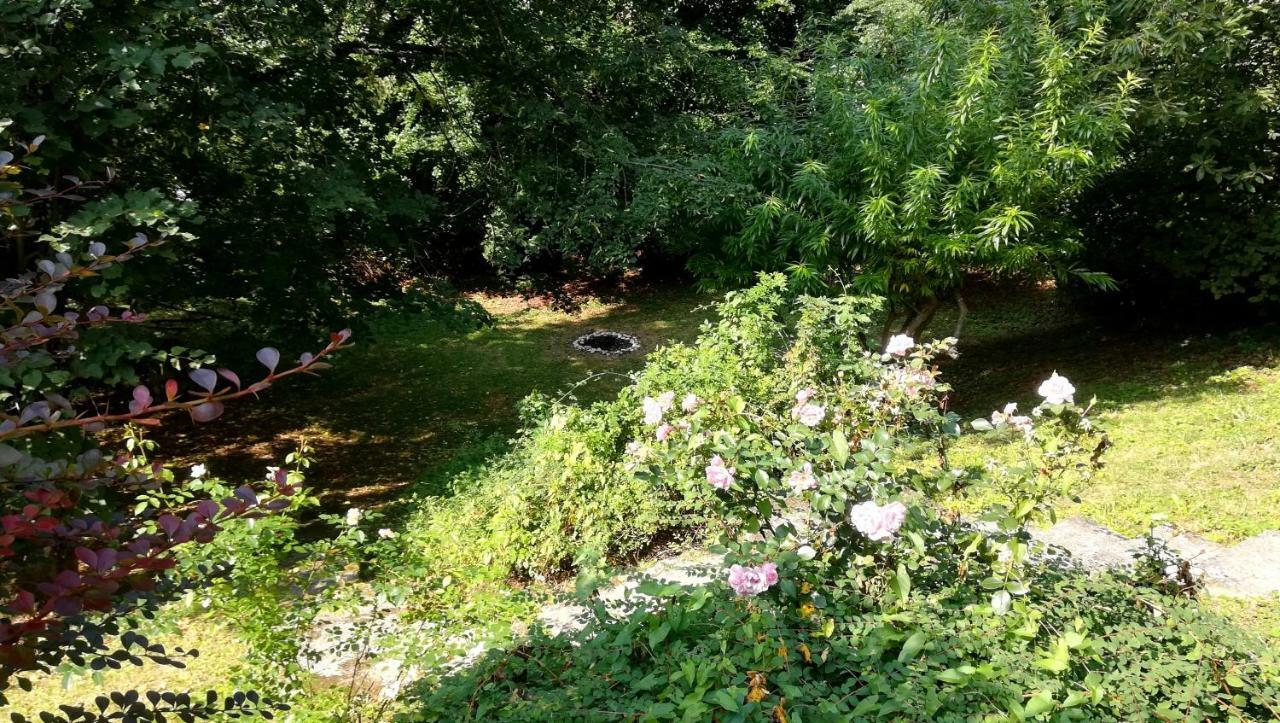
xmin=377 ymin=528 xmax=397 ymax=540
xmin=885 ymin=334 xmax=914 ymax=357
xmin=681 ymin=393 xmax=700 ymax=413
xmin=642 ymin=397 xmax=664 ymax=425
xmin=345 ymin=507 xmax=362 ymax=526
xmin=190 ymin=463 xmax=207 ymax=479
xmin=1037 ymin=371 xmax=1076 ymax=405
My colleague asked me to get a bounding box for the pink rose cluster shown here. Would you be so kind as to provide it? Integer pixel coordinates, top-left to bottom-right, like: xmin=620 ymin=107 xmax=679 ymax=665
xmin=642 ymin=391 xmax=676 ymax=425
xmin=644 ymin=391 xmax=700 ymax=430
xmin=727 ymin=562 xmax=778 ymax=596
xmin=885 ymin=334 xmax=914 ymax=357
xmin=849 ymin=500 xmax=907 ymax=542
xmin=705 ymin=454 xmax=736 ymax=490
xmin=890 ymin=367 xmax=936 ymax=398
xmin=791 ymin=388 xmax=826 ymax=427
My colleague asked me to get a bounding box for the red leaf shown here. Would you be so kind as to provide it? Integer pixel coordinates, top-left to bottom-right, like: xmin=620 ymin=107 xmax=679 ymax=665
xmin=74 ymin=547 xmax=97 ymax=568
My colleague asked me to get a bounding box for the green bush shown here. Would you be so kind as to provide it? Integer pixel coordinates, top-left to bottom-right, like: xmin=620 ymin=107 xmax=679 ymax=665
xmin=410 ymin=568 xmax=1280 ymax=721
xmin=396 ymin=275 xmax=1276 ymax=721
xmin=400 ymin=275 xmax=797 ymax=581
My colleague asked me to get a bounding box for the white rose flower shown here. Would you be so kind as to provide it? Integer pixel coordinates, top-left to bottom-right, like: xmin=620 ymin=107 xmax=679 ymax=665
xmin=378 ymin=528 xmax=397 ymax=540
xmin=1037 ymin=371 xmax=1076 ymax=405
xmin=885 ymin=334 xmax=914 ymax=357
xmin=345 ymin=507 xmax=362 ymax=526
xmin=190 ymin=463 xmax=207 ymax=479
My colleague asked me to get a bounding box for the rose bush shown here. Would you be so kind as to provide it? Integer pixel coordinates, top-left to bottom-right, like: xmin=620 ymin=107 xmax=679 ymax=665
xmin=407 ymin=276 xmax=1278 ymax=721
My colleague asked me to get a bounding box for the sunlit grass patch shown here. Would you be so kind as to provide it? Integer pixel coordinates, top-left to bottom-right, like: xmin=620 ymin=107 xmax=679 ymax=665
xmin=2 ymin=616 xmax=246 ymax=719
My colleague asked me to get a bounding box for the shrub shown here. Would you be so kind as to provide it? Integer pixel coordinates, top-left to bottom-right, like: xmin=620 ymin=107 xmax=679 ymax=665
xmin=401 ymin=275 xmax=1275 ymax=721
xmin=413 ymin=568 xmax=1280 ymax=721
xmin=0 ymin=140 xmax=350 ymax=719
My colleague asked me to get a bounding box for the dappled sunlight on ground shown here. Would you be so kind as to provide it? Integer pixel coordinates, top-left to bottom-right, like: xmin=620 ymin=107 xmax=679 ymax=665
xmin=151 ymin=284 xmax=714 ymax=518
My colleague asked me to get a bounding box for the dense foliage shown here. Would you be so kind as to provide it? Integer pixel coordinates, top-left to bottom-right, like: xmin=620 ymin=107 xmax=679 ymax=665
xmin=0 ymin=141 xmax=349 ymax=719
xmin=1074 ymin=0 xmax=1280 ymax=305
xmin=4 ymin=0 xmax=1275 ymax=314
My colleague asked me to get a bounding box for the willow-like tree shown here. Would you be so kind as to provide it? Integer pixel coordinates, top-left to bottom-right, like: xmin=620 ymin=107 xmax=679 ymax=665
xmin=694 ymin=0 xmax=1140 ymax=337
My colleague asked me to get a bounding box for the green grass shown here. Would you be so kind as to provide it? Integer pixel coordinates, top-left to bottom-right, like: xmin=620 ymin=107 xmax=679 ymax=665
xmin=928 ymin=284 xmax=1280 ymax=543
xmin=159 ymin=284 xmax=715 ymax=512
xmin=1 ymin=616 xmax=246 ymax=718
xmin=1204 ymin=595 xmax=1280 ymax=647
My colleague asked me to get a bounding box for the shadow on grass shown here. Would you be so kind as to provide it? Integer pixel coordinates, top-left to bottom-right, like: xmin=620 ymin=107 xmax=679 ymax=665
xmin=151 ymin=285 xmax=716 ymax=516
xmin=929 ymin=285 xmax=1280 ymax=416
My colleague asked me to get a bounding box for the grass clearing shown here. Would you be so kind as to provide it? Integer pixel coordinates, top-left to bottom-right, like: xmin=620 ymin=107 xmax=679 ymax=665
xmin=158 ymin=284 xmax=714 ymax=513
xmin=931 ymin=284 xmax=1280 ymax=542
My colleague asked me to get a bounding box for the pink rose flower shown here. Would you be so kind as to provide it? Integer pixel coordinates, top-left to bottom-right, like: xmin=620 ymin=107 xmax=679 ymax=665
xmin=792 ymin=403 xmax=826 ymax=427
xmin=849 ymin=500 xmax=907 ymax=542
xmin=705 ymin=454 xmax=736 ymax=490
xmin=655 ymin=423 xmax=675 ymax=441
xmin=1037 ymin=372 xmax=1075 ymax=405
xmin=657 ymin=391 xmax=676 ymax=411
xmin=885 ymin=334 xmax=914 ymax=357
xmin=788 ymin=462 xmax=818 ymax=494
xmin=727 ymin=562 xmax=779 ymax=596
xmin=795 ymin=387 xmax=817 ymax=404
xmin=682 ymin=393 xmax=700 ymax=413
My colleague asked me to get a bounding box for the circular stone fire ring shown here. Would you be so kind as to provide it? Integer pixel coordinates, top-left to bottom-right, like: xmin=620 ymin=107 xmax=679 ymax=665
xmin=572 ymin=330 xmax=641 ymax=356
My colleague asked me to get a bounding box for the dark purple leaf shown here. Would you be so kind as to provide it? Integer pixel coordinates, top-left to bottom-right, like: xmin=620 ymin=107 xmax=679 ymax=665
xmin=157 ymin=515 xmax=180 ymax=537
xmin=189 ymin=401 xmax=224 ymax=423
xmin=217 ymin=368 xmax=241 ymax=388
xmin=189 ymin=368 xmax=217 ymax=393
xmin=256 ymin=347 xmax=280 ymax=374
xmin=75 ymin=547 xmax=98 ymax=567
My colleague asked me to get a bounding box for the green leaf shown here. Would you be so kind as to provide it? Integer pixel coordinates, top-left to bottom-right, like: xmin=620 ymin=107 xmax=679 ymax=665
xmin=648 ymin=622 xmax=671 ymax=649
xmin=891 ymin=564 xmax=911 ymax=603
xmin=831 ymin=429 xmax=849 ymax=464
xmin=897 ymin=630 xmax=927 ymax=663
xmin=707 ymin=688 xmax=741 ymax=712
xmin=1023 ymin=691 xmax=1056 ymax=717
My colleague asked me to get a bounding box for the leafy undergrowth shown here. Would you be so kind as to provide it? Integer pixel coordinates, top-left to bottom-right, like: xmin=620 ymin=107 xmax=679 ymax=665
xmin=930 ymin=284 xmax=1280 ymax=543
xmin=1206 ymin=595 xmax=1280 ymax=648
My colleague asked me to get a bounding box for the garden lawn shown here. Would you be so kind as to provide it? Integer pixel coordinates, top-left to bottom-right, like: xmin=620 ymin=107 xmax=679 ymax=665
xmin=931 ymin=284 xmax=1280 ymax=543
xmin=158 ymin=284 xmax=714 ymax=513
xmin=1 ymin=616 xmax=245 ymax=718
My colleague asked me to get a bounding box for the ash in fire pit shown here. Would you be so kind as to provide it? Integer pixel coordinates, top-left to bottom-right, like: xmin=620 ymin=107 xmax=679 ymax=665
xmin=572 ymin=330 xmax=640 ymax=356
